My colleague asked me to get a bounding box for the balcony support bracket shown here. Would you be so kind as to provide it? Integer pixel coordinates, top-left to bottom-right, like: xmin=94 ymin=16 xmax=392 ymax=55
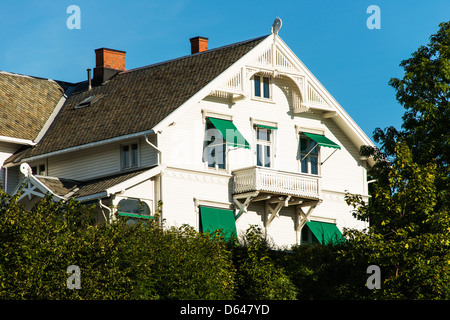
xmin=265 ymin=196 xmax=291 ymax=228
xmin=234 ymin=191 xmax=260 ymax=222
xmin=295 ymin=200 xmax=321 ymax=243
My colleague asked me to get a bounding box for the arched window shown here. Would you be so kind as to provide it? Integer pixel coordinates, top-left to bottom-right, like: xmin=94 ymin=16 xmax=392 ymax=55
xmin=117 ymin=198 xmax=151 ymax=219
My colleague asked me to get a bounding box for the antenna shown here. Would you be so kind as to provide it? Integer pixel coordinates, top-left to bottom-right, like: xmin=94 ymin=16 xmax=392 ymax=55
xmin=271 ymin=18 xmax=282 ymax=35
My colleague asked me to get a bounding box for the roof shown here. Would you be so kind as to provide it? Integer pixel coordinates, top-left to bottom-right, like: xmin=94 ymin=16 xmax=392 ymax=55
xmin=0 ymin=72 xmax=70 ymax=141
xmin=35 ymin=168 xmax=150 ymax=199
xmin=19 ymin=35 xmax=268 ymax=160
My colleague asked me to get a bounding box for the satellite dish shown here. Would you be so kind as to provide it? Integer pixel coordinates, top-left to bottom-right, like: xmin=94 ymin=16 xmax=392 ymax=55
xmin=271 ymin=18 xmax=282 ymax=35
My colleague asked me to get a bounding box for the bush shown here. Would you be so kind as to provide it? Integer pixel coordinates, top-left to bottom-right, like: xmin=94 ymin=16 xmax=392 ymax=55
xmin=0 ymin=192 xmax=236 ymax=300
xmin=233 ymin=226 xmax=297 ymax=300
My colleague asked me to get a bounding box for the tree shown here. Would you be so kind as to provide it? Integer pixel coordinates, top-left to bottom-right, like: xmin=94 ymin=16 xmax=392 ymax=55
xmin=346 ymin=142 xmax=450 ymax=299
xmin=368 ymin=21 xmax=450 ymax=210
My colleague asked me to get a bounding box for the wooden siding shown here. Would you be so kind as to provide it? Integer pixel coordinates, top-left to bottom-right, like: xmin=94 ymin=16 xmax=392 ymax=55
xmin=157 ymin=71 xmax=369 ymax=246
xmin=161 ymin=167 xmax=232 ymax=229
xmin=160 ymin=75 xmax=367 ymax=196
xmin=0 ymin=142 xmax=21 ymax=190
xmin=47 ymin=137 xmax=158 ymax=181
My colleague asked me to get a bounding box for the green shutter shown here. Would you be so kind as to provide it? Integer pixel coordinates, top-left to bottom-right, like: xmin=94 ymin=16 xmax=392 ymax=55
xmin=306 ymin=221 xmax=344 ymax=245
xmin=255 ymin=124 xmax=278 ymax=130
xmin=200 ymin=206 xmax=237 ymax=240
xmin=302 ymin=132 xmax=341 ymax=150
xmin=208 ymin=117 xmax=250 ymax=149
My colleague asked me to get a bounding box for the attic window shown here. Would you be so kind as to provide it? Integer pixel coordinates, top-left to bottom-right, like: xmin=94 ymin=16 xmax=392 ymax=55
xmin=253 ymin=75 xmax=271 ymax=99
xmin=74 ymin=94 xmax=105 ymax=109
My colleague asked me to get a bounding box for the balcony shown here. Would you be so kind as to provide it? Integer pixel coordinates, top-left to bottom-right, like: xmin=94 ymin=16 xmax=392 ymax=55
xmin=232 ymin=166 xmax=321 ymax=200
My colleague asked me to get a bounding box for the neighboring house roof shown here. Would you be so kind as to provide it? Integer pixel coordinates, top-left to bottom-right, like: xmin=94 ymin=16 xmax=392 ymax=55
xmin=34 ymin=167 xmax=151 ymax=200
xmin=14 ymin=35 xmax=268 ymax=161
xmin=0 ymin=71 xmax=69 ymax=142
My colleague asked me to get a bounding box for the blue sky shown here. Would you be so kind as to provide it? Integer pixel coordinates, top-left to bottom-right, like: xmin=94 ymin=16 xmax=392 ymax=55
xmin=0 ymin=0 xmax=448 ymax=141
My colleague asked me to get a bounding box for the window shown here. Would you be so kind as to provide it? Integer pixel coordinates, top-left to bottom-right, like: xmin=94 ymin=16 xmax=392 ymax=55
xmin=31 ymin=163 xmax=46 ymax=176
xmin=300 ymin=135 xmax=319 ymax=175
xmin=204 ymin=118 xmax=227 ymax=170
xmin=121 ymin=143 xmax=138 ymax=169
xmin=253 ymin=75 xmax=270 ymax=99
xmin=203 ymin=116 xmax=250 ymax=170
xmin=301 ymin=226 xmax=319 ymax=245
xmin=117 ymin=198 xmax=152 ymax=222
xmin=256 ymin=127 xmax=272 ymax=168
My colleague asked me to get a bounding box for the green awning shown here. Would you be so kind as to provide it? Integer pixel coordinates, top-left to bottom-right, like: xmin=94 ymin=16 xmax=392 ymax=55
xmin=302 ymin=132 xmax=341 ymax=150
xmin=255 ymin=124 xmax=278 ymax=130
xmin=200 ymin=206 xmax=237 ymax=240
xmin=208 ymin=117 xmax=250 ymax=149
xmin=118 ymin=212 xmax=154 ymax=219
xmin=306 ymin=221 xmax=344 ymax=245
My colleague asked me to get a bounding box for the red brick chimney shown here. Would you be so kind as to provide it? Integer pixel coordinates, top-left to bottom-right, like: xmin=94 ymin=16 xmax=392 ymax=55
xmin=93 ymin=48 xmax=126 ymax=85
xmin=190 ymin=36 xmax=208 ymax=54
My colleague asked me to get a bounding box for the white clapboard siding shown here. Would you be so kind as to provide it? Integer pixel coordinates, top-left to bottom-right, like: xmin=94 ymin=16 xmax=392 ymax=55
xmin=161 ymin=167 xmax=232 ymax=229
xmin=235 ymin=202 xmax=298 ymax=247
xmin=48 ymin=138 xmax=158 ymax=181
xmin=0 ymin=142 xmax=22 ymax=189
xmin=6 ymin=165 xmax=21 ymax=193
xmin=160 ymin=74 xmax=366 ymax=196
xmin=156 ymin=69 xmax=368 ymax=246
xmin=48 ymin=143 xmax=120 ymax=180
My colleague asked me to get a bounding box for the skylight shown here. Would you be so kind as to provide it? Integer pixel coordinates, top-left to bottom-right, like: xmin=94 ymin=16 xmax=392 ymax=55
xmin=74 ymin=94 xmax=105 ymax=109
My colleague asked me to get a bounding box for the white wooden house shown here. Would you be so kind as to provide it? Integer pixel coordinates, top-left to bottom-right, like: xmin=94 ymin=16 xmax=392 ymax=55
xmin=2 ymin=20 xmax=374 ymax=247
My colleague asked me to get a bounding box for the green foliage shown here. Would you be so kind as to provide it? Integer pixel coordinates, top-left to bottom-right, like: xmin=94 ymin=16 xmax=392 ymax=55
xmin=341 ymin=23 xmax=450 ymax=299
xmin=233 ymin=226 xmax=297 ymax=300
xmin=369 ymin=21 xmax=449 ymax=210
xmin=0 ymin=192 xmax=236 ymax=300
xmin=345 ymin=143 xmax=450 ymax=299
xmin=275 ymin=242 xmax=369 ymax=300
xmin=132 ymin=225 xmax=236 ymax=300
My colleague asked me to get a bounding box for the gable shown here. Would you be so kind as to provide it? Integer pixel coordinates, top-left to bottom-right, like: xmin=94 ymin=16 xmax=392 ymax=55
xmin=158 ymin=33 xmax=375 ymax=162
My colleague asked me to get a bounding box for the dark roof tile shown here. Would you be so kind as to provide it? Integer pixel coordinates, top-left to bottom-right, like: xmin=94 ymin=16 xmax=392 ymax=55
xmin=0 ymin=72 xmax=69 ymax=141
xmin=25 ymin=35 xmax=268 ymax=158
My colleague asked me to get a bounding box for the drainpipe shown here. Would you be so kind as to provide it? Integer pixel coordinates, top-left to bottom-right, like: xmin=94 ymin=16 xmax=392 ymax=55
xmin=4 ymin=167 xmax=7 ymax=193
xmin=145 ymin=134 xmax=162 ymax=165
xmin=98 ymin=198 xmax=112 ymax=225
xmin=144 ymin=134 xmax=163 ymax=226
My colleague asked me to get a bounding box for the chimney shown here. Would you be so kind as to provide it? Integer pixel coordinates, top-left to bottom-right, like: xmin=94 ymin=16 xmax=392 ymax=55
xmin=190 ymin=36 xmax=208 ymax=54
xmin=93 ymin=48 xmax=126 ymax=86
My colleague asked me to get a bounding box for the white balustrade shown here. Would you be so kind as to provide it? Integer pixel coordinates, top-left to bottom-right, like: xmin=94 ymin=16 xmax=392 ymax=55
xmin=233 ymin=166 xmax=320 ymax=199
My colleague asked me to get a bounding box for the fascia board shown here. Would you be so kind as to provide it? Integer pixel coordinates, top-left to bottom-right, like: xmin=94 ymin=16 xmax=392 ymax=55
xmin=0 ymin=136 xmax=36 ymax=146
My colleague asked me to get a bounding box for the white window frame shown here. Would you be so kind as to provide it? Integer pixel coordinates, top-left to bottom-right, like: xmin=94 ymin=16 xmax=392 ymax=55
xmin=299 ymin=134 xmax=320 ymax=175
xmin=116 ymin=197 xmax=153 ymax=222
xmin=121 ymin=142 xmax=139 ymax=170
xmin=201 ymin=110 xmax=233 ymax=172
xmin=255 ymin=126 xmax=273 ymax=168
xmin=252 ymin=74 xmax=272 ymax=101
xmin=31 ymin=162 xmax=47 ymax=176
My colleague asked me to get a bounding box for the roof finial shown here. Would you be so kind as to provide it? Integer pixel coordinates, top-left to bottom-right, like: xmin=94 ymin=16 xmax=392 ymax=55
xmin=271 ymin=18 xmax=282 ymax=35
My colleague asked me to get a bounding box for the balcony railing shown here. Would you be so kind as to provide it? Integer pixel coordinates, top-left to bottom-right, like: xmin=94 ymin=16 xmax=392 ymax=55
xmin=232 ymin=166 xmax=321 ymax=199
